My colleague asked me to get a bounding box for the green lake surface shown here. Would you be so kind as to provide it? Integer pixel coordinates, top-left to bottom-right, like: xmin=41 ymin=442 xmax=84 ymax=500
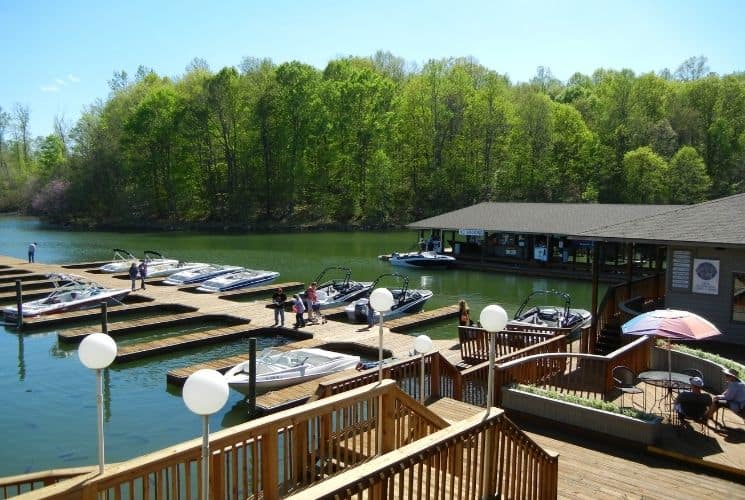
xmin=0 ymin=216 xmax=597 ymax=476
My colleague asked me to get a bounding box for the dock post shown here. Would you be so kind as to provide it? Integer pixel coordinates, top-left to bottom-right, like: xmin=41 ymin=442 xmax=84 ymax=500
xmin=101 ymin=302 xmax=108 ymax=334
xmin=248 ymin=338 xmax=256 ymax=417
xmin=15 ymin=280 xmax=23 ymax=330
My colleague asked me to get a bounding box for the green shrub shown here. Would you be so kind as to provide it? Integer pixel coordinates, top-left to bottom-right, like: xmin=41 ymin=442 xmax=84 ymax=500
xmin=661 ymin=341 xmax=745 ymax=373
xmin=512 ymin=384 xmax=658 ymax=422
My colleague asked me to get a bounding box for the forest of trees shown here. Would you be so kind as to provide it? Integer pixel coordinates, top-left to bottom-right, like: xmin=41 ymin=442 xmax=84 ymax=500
xmin=0 ymin=54 xmax=743 ymax=229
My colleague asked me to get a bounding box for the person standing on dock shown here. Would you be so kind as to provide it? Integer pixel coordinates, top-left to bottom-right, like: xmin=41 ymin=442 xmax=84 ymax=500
xmin=138 ymin=261 xmax=148 ymax=290
xmin=272 ymin=287 xmax=286 ymax=326
xmin=458 ymin=299 xmax=472 ymax=326
xmin=306 ymin=282 xmax=318 ymax=323
xmin=27 ymin=242 xmax=37 ymax=263
xmin=292 ymin=294 xmax=306 ymax=329
xmin=128 ymin=262 xmax=139 ymax=291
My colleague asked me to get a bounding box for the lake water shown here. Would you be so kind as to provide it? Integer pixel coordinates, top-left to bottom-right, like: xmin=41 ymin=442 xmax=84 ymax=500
xmin=0 ymin=216 xmax=596 ymax=476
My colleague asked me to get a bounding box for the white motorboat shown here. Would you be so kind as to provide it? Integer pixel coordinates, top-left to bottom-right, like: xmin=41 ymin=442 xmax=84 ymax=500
xmin=509 ymin=290 xmax=592 ymax=335
xmin=144 ymin=260 xmax=209 ymax=278
xmin=99 ymin=249 xmax=138 ymax=273
xmin=345 ymin=273 xmax=433 ymax=323
xmin=224 ymin=347 xmax=361 ymax=394
xmin=196 ymin=269 xmax=280 ymax=292
xmin=388 ymin=251 xmax=456 ymax=269
xmin=3 ymin=274 xmax=130 ymax=322
xmin=311 ymin=266 xmax=373 ymax=309
xmin=163 ymin=264 xmax=243 ymax=285
xmin=142 ymin=250 xmax=179 ymax=267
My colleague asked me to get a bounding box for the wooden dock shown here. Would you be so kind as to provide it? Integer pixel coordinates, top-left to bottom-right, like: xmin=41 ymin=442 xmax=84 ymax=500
xmin=20 ymin=301 xmax=193 ymax=330
xmin=57 ymin=310 xmax=248 ymax=342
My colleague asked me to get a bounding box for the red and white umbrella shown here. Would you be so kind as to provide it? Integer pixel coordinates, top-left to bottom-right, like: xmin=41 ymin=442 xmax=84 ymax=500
xmin=622 ymin=309 xmax=721 ymax=380
xmin=621 ymin=309 xmax=720 ymax=341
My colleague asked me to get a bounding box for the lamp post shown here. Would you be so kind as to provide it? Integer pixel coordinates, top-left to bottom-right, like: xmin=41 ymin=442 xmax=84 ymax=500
xmin=369 ymin=288 xmax=394 ymax=382
xmin=479 ymin=305 xmax=508 ymax=409
xmin=183 ymin=369 xmax=229 ymax=500
xmin=78 ymin=332 xmax=118 ymax=474
xmin=413 ymin=335 xmax=433 ymax=404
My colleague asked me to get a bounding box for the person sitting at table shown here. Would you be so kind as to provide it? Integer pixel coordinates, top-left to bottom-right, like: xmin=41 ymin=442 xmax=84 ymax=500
xmin=707 ymin=368 xmax=745 ymax=422
xmin=674 ymin=376 xmax=712 ymax=424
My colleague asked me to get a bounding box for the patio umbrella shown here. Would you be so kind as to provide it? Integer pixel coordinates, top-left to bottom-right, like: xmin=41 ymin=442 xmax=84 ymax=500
xmin=621 ymin=309 xmax=721 ymax=381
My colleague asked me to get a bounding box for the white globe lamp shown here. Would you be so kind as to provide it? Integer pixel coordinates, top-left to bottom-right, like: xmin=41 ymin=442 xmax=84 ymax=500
xmin=183 ymin=369 xmax=230 ymax=500
xmin=78 ymin=332 xmax=118 ymax=474
xmin=479 ymin=304 xmax=508 ymax=410
xmin=369 ymin=287 xmax=394 ymax=383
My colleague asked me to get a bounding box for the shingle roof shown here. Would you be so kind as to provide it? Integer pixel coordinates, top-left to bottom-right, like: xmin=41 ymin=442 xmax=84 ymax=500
xmin=407 ymin=202 xmax=683 ymax=237
xmin=574 ymin=193 xmax=745 ymax=246
xmin=408 ymin=194 xmax=745 ymax=247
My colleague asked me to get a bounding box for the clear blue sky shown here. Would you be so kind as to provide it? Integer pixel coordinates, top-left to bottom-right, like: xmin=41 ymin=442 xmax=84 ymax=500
xmin=2 ymin=0 xmax=744 ymax=137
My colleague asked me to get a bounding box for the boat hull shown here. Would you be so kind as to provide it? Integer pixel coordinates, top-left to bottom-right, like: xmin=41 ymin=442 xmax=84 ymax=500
xmin=224 ymin=348 xmax=360 ymax=395
xmin=389 ymin=251 xmax=456 ymax=269
xmin=344 ymin=290 xmax=433 ymax=323
xmin=196 ymin=270 xmax=279 ymax=293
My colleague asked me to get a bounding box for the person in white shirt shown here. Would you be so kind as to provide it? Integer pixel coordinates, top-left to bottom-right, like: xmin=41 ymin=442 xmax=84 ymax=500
xmin=708 ymin=368 xmax=745 ymax=421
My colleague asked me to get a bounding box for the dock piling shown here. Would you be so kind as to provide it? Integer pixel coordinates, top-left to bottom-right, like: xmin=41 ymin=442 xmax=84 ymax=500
xmin=248 ymin=338 xmax=256 ymax=417
xmin=15 ymin=280 xmax=22 ymax=330
xmin=101 ymin=302 xmax=108 ymax=334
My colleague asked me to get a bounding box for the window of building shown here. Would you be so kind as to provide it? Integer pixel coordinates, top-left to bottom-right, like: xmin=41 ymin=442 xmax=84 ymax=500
xmin=733 ymin=273 xmax=745 ymax=322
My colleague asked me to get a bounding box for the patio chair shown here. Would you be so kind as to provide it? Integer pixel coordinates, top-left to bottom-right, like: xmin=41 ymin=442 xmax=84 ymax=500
xmin=676 ymin=392 xmax=712 ymax=435
xmin=714 ymin=402 xmax=745 ymax=428
xmin=612 ymin=366 xmax=646 ymax=411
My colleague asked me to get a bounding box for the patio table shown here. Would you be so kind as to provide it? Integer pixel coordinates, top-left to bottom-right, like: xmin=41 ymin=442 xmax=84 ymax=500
xmin=638 ymin=371 xmax=692 ymax=422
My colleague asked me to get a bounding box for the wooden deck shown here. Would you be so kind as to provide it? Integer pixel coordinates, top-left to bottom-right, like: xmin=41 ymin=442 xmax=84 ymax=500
xmin=517 ymin=417 xmax=745 ymax=499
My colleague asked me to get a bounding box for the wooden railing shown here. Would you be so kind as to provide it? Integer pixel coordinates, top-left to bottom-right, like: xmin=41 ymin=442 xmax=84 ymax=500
xmin=457 ymin=335 xmax=570 ymax=407
xmin=0 ymin=467 xmax=95 ymax=499
xmin=458 ymin=326 xmax=564 ymax=364
xmin=287 ymin=408 xmax=558 ymax=500
xmin=15 ymin=380 xmax=449 ymax=500
xmin=316 ymin=353 xmax=438 ymax=402
xmin=492 ymin=335 xmax=653 ymax=405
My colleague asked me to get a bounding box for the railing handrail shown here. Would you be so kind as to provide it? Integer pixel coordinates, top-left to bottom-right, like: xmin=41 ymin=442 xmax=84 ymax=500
xmin=497 ymin=335 xmax=650 ymax=370
xmin=285 ymin=408 xmax=559 ymax=500
xmin=14 ymin=380 xmax=405 ymax=499
xmin=460 ymin=335 xmax=569 ymax=376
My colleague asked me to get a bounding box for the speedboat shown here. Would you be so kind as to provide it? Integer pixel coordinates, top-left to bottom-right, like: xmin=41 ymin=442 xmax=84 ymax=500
xmin=3 ymin=274 xmax=130 ymax=322
xmin=509 ymin=290 xmax=591 ymax=335
xmin=196 ymin=269 xmax=280 ymax=292
xmin=163 ymin=264 xmax=243 ymax=285
xmin=345 ymin=273 xmax=433 ymax=323
xmin=223 ymin=347 xmax=361 ymax=394
xmin=389 ymin=251 xmax=456 ymax=269
xmin=145 ymin=260 xmax=209 ymax=278
xmin=312 ymin=266 xmax=373 ymax=309
xmin=99 ymin=249 xmax=138 ymax=273
xmin=141 ymin=250 xmax=202 ymax=278
xmin=142 ymin=250 xmax=179 ymax=267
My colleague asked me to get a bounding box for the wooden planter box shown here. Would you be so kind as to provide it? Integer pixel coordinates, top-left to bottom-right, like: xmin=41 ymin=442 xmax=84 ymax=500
xmin=502 ymin=387 xmax=662 ymax=445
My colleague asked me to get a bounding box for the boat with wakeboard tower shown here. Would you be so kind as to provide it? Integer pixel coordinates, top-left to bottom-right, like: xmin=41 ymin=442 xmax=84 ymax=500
xmin=310 ymin=266 xmax=374 ymax=308
xmin=98 ymin=249 xmax=138 ymax=273
xmin=345 ymin=273 xmax=433 ymax=323
xmin=223 ymin=347 xmax=361 ymax=394
xmin=140 ymin=251 xmax=206 ymax=278
xmin=2 ymin=273 xmax=131 ymax=322
xmin=509 ymin=289 xmax=591 ymax=335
